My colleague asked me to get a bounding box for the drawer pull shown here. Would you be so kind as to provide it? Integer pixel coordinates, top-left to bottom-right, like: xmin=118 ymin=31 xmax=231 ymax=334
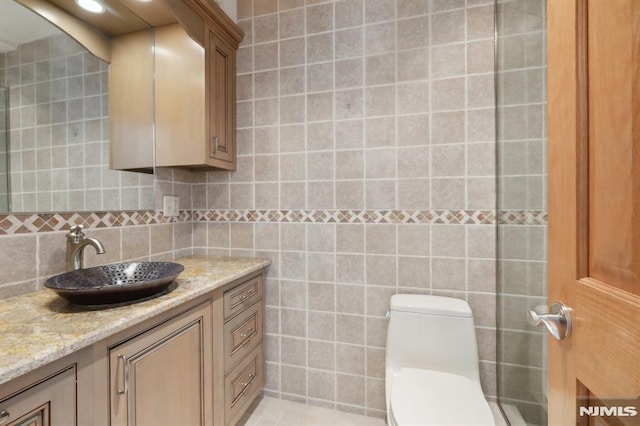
xmin=117 ymin=354 xmax=129 ymax=395
xmin=0 ymin=410 xmax=10 ymax=424
xmin=240 ymin=327 xmax=254 ymax=338
xmin=233 ymin=372 xmax=257 ymax=406
xmin=239 ymin=290 xmax=255 ymax=301
xmin=240 ymin=373 xmax=255 ymax=387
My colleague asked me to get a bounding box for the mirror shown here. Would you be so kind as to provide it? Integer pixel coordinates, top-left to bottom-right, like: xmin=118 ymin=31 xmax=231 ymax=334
xmin=0 ymin=0 xmax=155 ymax=213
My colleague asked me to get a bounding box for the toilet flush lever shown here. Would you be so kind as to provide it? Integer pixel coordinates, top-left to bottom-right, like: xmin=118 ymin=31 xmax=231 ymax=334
xmin=527 ymin=302 xmax=572 ymax=340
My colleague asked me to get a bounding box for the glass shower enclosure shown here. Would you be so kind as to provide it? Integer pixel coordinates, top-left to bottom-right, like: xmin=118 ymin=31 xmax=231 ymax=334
xmin=496 ymin=0 xmax=548 ymax=424
xmin=0 ymin=87 xmax=9 ymax=212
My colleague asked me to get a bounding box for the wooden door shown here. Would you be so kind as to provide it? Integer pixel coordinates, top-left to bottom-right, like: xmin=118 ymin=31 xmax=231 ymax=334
xmin=109 ymin=302 xmax=212 ymax=426
xmin=206 ymin=27 xmax=236 ymax=169
xmin=548 ymin=0 xmax=640 ymax=424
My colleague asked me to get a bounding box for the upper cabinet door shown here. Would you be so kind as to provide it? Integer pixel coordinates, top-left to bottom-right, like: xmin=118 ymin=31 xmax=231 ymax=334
xmin=207 ymin=28 xmax=236 ymax=169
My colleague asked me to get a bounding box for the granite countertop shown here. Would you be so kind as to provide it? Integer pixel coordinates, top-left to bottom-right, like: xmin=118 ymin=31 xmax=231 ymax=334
xmin=0 ymin=256 xmax=270 ymax=386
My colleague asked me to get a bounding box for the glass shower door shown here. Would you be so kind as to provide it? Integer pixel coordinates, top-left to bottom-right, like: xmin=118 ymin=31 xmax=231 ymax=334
xmin=496 ymin=0 xmax=548 ymax=424
xmin=0 ymin=87 xmax=9 ymax=212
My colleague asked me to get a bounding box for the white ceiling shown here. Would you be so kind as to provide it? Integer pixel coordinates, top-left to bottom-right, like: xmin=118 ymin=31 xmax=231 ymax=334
xmin=0 ymin=0 xmax=61 ymax=53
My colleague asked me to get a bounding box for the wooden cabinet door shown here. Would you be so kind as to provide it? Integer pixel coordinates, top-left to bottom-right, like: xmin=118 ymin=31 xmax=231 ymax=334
xmin=548 ymin=0 xmax=640 ymax=424
xmin=206 ymin=27 xmax=236 ymax=170
xmin=109 ymin=302 xmax=212 ymax=426
xmin=0 ymin=367 xmax=76 ymax=426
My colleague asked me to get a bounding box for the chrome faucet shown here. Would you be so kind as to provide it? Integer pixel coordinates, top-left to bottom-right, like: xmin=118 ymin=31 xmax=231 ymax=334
xmin=66 ymin=225 xmax=105 ymax=271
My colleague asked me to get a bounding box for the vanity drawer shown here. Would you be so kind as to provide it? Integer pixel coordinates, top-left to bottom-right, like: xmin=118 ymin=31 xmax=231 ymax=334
xmin=224 ymin=301 xmax=263 ymax=372
xmin=224 ymin=344 xmax=263 ymax=424
xmin=223 ymin=275 xmax=263 ymax=321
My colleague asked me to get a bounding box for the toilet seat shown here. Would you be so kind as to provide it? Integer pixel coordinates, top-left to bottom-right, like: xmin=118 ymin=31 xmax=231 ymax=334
xmin=390 ymin=368 xmax=495 ymax=426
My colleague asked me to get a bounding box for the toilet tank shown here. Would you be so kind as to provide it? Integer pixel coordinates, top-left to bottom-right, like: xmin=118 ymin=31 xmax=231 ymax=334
xmin=385 ymin=295 xmax=482 ymax=385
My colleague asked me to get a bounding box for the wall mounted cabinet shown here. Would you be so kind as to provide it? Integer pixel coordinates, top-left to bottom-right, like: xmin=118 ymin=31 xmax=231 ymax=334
xmin=109 ymin=0 xmax=243 ymax=172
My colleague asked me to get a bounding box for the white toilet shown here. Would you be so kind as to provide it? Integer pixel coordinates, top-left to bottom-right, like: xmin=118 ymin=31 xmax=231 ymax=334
xmin=385 ymin=294 xmax=495 ymax=426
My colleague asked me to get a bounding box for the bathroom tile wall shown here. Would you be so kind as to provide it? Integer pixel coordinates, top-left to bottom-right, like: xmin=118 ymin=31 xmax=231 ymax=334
xmin=0 ymin=34 xmax=154 ymax=213
xmin=496 ymin=0 xmax=547 ymax=424
xmin=0 ymin=167 xmax=194 ymax=299
xmin=191 ymin=0 xmax=497 ymax=418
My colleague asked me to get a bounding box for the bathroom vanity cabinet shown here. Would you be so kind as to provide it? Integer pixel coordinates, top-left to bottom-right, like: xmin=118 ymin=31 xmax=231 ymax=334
xmin=0 ymin=259 xmax=267 ymax=426
xmin=110 ymin=0 xmax=242 ymax=171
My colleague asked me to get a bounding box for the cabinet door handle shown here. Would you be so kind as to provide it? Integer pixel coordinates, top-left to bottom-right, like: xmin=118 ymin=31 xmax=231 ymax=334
xmin=0 ymin=410 xmax=10 ymax=424
xmin=117 ymin=354 xmax=129 ymax=395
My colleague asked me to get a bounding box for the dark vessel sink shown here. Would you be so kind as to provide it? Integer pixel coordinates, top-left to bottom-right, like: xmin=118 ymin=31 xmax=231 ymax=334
xmin=45 ymin=262 xmax=184 ymax=305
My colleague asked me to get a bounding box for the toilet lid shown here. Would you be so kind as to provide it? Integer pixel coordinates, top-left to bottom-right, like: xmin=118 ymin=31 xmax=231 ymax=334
xmin=391 ymin=368 xmax=495 ymax=426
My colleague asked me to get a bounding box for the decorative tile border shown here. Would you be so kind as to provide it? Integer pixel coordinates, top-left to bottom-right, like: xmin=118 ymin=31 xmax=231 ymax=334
xmin=497 ymin=210 xmax=548 ymax=226
xmin=0 ymin=209 xmax=547 ymax=235
xmin=192 ymin=209 xmax=497 ymax=224
xmin=0 ymin=211 xmax=190 ymax=235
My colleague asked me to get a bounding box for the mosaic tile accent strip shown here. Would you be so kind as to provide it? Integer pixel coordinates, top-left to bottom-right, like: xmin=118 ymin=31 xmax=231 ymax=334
xmin=0 ymin=211 xmax=190 ymax=235
xmin=497 ymin=211 xmax=548 ymax=226
xmin=191 ymin=209 xmax=498 ymax=224
xmin=0 ymin=209 xmax=547 ymax=235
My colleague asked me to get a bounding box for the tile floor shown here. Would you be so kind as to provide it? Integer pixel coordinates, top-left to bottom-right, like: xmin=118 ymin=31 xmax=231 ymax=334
xmin=239 ymin=395 xmax=509 ymax=425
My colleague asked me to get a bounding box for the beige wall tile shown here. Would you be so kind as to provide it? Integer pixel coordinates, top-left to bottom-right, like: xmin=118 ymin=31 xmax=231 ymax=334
xmin=308 ymin=311 xmax=335 ymax=340
xmin=281 ymin=336 xmax=306 ymax=366
xmin=280 ymin=66 xmax=305 ymax=96
xmin=308 ymin=282 xmax=335 ymax=312
xmin=337 ymin=374 xmax=365 ymax=406
xmin=120 ymin=227 xmax=151 ymax=261
xmin=254 ymin=0 xmax=277 ymax=16
xmin=365 ymin=22 xmax=395 ymax=56
xmin=307 ymin=3 xmax=334 ymax=34
xmin=308 ymin=340 xmax=335 ymax=370
xmin=365 ymin=255 xmax=396 ymax=286
xmin=336 ymin=254 xmax=365 ymax=284
xmin=281 ymin=223 xmax=306 ymax=251
xmin=336 ymin=284 xmax=364 ymax=314
xmin=398 ymin=48 xmax=429 ymax=81
xmin=431 ymin=10 xmax=465 ymax=45
xmin=336 ymin=0 xmax=363 ymax=29
xmin=255 ymin=14 xmax=278 ymax=44
xmin=307 ymin=33 xmax=334 ymax=63
xmin=336 ymin=314 xmax=364 ymax=345
xmin=398 ymin=0 xmax=428 ymax=18
xmin=337 ymin=343 xmax=365 ymax=375
xmin=431 ymin=225 xmax=466 ymax=257
xmin=336 ymin=28 xmax=363 ymax=60
xmin=281 ymin=365 xmax=306 ymax=396
xmin=308 ymin=370 xmax=336 ymax=401
xmin=432 ymin=258 xmax=466 ymax=291
xmin=307 ymin=63 xmax=334 ymax=92
xmin=336 ymin=224 xmax=364 ymax=253
xmin=397 ymin=16 xmax=429 ymax=49
xmin=280 ymin=10 xmax=304 ymax=39
xmin=365 ymin=117 xmax=395 ymax=148
xmin=307 ymin=122 xmax=334 ymax=151
xmin=307 ymin=252 xmax=335 ymax=282
xmin=37 ymin=231 xmax=67 ymax=277
xmin=398 ymin=256 xmax=429 ymax=289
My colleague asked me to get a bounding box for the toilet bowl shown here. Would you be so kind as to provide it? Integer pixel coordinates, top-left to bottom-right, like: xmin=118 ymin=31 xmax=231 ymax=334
xmin=385 ymin=294 xmax=494 ymax=426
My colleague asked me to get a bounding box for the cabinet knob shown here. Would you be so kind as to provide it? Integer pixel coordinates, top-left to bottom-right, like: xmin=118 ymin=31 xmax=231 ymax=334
xmin=0 ymin=410 xmax=10 ymax=424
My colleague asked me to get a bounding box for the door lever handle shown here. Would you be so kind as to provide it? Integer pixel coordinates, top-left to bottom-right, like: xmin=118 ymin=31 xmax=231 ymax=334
xmin=527 ymin=302 xmax=572 ymax=340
